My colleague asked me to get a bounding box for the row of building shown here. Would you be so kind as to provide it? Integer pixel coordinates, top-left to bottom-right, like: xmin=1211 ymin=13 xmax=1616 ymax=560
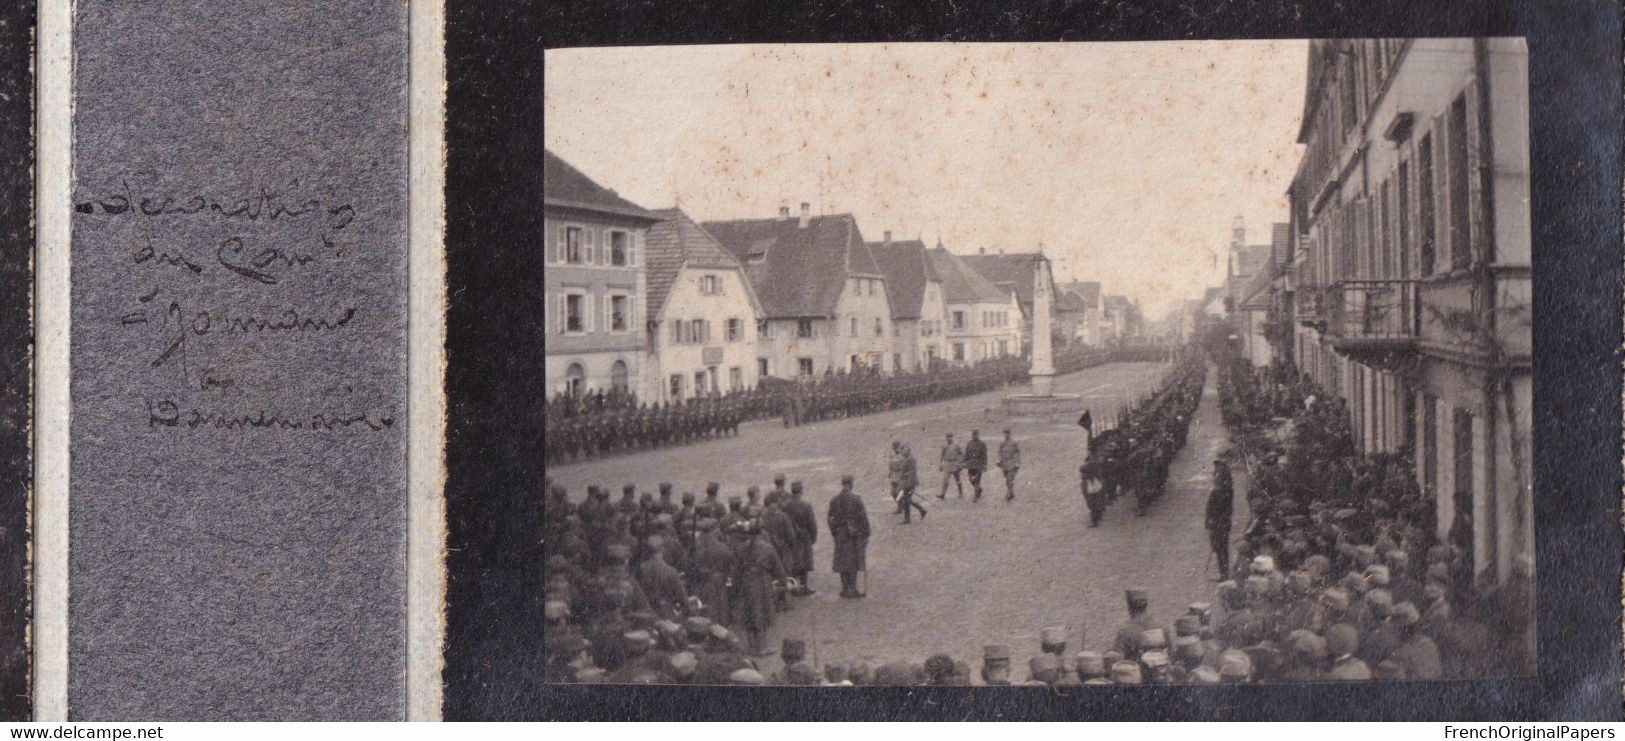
xmin=543 ymin=148 xmax=1142 ymax=403
xmin=1214 ymin=39 xmax=1533 ymax=594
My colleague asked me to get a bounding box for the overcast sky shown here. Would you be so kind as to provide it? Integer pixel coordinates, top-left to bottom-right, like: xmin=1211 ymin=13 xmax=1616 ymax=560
xmin=544 ymin=41 xmax=1308 ymax=319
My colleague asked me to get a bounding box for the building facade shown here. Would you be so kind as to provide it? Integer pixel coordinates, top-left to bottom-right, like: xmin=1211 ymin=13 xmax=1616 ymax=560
xmin=871 ymin=235 xmax=948 ymax=372
xmin=643 ymin=207 xmax=764 ymax=402
xmin=704 ymin=205 xmax=895 ymax=379
xmin=961 ymin=249 xmax=1052 ymax=353
xmin=929 ymin=246 xmax=1021 ymax=365
xmin=1287 ymin=39 xmax=1532 ymax=590
xmin=543 ymin=149 xmax=661 ymax=398
xmin=1058 ymin=280 xmax=1103 ymax=346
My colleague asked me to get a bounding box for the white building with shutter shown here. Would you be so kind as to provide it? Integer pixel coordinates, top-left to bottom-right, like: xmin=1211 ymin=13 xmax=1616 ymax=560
xmin=1287 ymin=39 xmax=1532 ymax=594
xmin=542 ymin=149 xmax=661 ymax=399
xmin=643 ymin=207 xmax=764 ymax=402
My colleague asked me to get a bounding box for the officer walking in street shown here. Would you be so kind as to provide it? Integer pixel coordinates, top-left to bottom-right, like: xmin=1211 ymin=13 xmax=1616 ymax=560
xmin=996 ymin=429 xmax=1021 ymax=502
xmin=938 ymin=433 xmax=965 ymax=500
xmin=897 ymin=443 xmax=926 ymax=523
xmin=1080 ymin=459 xmax=1107 ymax=527
xmin=963 ymin=429 xmax=989 ymax=501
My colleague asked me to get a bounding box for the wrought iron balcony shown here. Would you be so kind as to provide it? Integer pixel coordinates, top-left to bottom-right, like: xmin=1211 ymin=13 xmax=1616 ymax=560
xmin=1296 ymin=287 xmax=1326 ymax=330
xmin=1325 ymin=279 xmax=1420 ymax=367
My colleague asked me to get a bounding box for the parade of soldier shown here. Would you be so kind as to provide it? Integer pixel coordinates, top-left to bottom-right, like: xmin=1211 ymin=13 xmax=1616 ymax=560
xmin=542 ymin=39 xmax=1536 ymax=685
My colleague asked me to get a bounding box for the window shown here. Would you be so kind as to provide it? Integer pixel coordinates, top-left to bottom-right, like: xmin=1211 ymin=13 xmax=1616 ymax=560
xmin=1419 ymin=132 xmax=1436 ymax=276
xmin=953 ymin=342 xmax=965 ymax=361
xmin=609 ymin=295 xmax=628 ymax=332
xmin=758 ymin=358 xmax=769 ymax=378
xmin=671 ymin=320 xmax=683 ymax=344
xmin=669 ymin=374 xmax=684 ymax=402
xmin=874 ymin=318 xmax=883 ymax=336
xmin=695 ymin=371 xmax=708 ymax=396
xmin=893 ymin=353 xmax=901 ymax=372
xmin=610 ymin=360 xmax=629 ymax=393
xmin=952 ymin=311 xmax=965 ymax=330
xmin=726 ymin=318 xmax=743 ymax=342
xmin=1380 ymin=181 xmax=1393 ymax=278
xmin=564 ymin=226 xmax=583 ymax=264
xmin=565 ymin=363 xmax=586 ymax=397
xmin=998 ymin=340 xmax=1008 ymax=356
xmin=798 ymin=358 xmax=814 ymax=376
xmin=851 ymin=354 xmax=860 ymax=371
xmin=797 ymin=319 xmax=815 ymax=338
xmin=851 ymin=317 xmax=859 ymax=336
xmin=757 ymin=319 xmax=771 ymax=339
xmin=1448 ymin=94 xmax=1472 ymax=271
xmin=729 ymin=366 xmax=743 ymax=391
xmin=609 ymin=231 xmax=629 ymax=266
xmin=565 ymin=294 xmax=586 ymax=333
xmin=700 ymin=274 xmax=721 ymax=295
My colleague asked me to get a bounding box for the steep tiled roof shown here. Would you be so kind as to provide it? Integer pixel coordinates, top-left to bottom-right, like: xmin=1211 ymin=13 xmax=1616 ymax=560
xmin=1239 ymin=256 xmax=1280 ymax=308
xmin=928 ymin=246 xmax=1010 ymax=305
xmin=869 ymin=239 xmax=936 ymax=320
xmin=960 ymin=252 xmax=1047 ymax=309
xmin=702 ymin=213 xmax=877 ymax=318
xmin=1230 ymin=244 xmax=1274 ymax=280
xmin=1103 ymin=294 xmax=1133 ymax=311
xmin=543 ymin=149 xmax=659 ymax=221
xmin=1060 ymin=280 xmax=1102 ymax=309
xmin=644 ymin=207 xmax=753 ymax=323
xmin=1056 ymin=291 xmax=1089 ymax=313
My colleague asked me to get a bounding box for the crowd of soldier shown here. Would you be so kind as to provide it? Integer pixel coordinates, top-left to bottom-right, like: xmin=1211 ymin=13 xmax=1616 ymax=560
xmin=544 ymin=345 xmax=1167 ymax=466
xmin=1077 ymin=356 xmax=1207 ymax=525
xmin=544 ymin=472 xmax=878 ymax=683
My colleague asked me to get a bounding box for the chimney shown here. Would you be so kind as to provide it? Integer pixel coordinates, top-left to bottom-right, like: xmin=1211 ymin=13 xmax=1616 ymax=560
xmin=883 ymin=230 xmax=892 ymax=245
xmin=798 ymin=202 xmax=811 ymax=229
xmin=778 ymin=205 xmax=790 ymax=220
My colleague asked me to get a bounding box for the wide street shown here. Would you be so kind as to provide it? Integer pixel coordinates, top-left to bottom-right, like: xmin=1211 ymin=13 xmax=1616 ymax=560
xmin=547 ymin=360 xmax=1252 ymax=678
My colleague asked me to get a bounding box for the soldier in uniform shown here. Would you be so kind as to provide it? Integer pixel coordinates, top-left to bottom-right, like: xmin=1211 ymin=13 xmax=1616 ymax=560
xmin=1113 ymin=588 xmax=1164 ymax=660
xmin=1080 ymin=460 xmax=1107 ymax=527
xmin=980 ymin=645 xmax=1013 ymax=685
xmin=996 ymin=429 xmax=1021 ymax=502
xmin=765 ymin=474 xmax=790 ymax=509
xmin=775 ymin=481 xmax=814 ymax=596
xmin=938 ymin=433 xmax=964 ymax=500
xmin=730 ymin=521 xmax=785 ymax=657
xmin=637 ymin=536 xmax=688 ymax=620
xmin=1206 ymin=459 xmax=1235 ymax=579
xmin=690 ymin=520 xmax=733 ymax=627
xmin=700 ymin=482 xmax=723 ymax=519
xmin=963 ymin=430 xmax=989 ymax=501
xmin=897 ymin=443 xmax=926 ymax=523
xmin=826 ymin=474 xmax=871 ymax=599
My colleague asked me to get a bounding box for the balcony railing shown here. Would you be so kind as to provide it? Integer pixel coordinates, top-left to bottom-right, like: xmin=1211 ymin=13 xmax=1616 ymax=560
xmin=1325 ymin=279 xmax=1420 ymax=365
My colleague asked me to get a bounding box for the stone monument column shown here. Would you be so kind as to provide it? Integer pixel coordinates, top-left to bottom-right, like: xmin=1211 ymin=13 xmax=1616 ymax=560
xmin=1030 ymin=254 xmax=1056 ymax=396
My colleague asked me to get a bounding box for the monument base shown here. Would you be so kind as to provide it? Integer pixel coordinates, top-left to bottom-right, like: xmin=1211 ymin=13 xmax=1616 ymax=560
xmin=1001 ymin=392 xmax=1087 ymax=417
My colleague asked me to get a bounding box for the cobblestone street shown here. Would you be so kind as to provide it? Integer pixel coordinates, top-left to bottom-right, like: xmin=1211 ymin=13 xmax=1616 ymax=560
xmin=548 ymin=361 xmax=1251 ymax=678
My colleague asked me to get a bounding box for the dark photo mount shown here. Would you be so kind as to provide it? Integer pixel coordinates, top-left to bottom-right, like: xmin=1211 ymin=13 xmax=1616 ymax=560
xmin=453 ymin=0 xmax=1620 ymax=722
xmin=443 ymin=1 xmax=548 ymax=720
xmin=0 ymin=0 xmax=34 ymax=724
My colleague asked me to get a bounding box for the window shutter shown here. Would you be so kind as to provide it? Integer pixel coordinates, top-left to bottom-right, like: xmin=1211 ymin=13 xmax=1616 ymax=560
xmin=627 ymin=232 xmax=638 ymax=266
xmin=1430 ymin=112 xmax=1448 ymax=273
xmin=585 ymin=229 xmax=597 ymax=264
xmin=550 ymin=225 xmax=560 ymax=263
xmin=1464 ymin=80 xmax=1488 ymax=263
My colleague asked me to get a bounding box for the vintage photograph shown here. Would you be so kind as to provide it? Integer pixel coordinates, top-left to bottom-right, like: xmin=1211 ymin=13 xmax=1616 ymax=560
xmin=540 ymin=39 xmax=1534 ymax=686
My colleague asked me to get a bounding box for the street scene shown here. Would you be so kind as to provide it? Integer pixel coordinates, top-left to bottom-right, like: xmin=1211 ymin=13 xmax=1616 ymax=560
xmin=542 ymin=40 xmax=1535 ymax=686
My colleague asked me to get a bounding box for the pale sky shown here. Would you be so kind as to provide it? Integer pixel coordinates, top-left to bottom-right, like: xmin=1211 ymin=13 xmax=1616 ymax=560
xmin=544 ymin=41 xmax=1308 ymax=320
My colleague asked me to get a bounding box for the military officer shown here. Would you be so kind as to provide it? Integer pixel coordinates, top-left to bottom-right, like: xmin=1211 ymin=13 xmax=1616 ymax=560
xmin=826 ymin=474 xmax=871 ymax=599
xmin=963 ymin=429 xmax=989 ymax=501
xmin=996 ymin=429 xmax=1021 ymax=501
xmin=938 ymin=433 xmax=964 ymax=500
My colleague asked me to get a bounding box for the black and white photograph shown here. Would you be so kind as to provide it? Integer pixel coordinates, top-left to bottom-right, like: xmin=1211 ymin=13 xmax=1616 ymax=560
xmin=541 ymin=39 xmax=1539 ymax=688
